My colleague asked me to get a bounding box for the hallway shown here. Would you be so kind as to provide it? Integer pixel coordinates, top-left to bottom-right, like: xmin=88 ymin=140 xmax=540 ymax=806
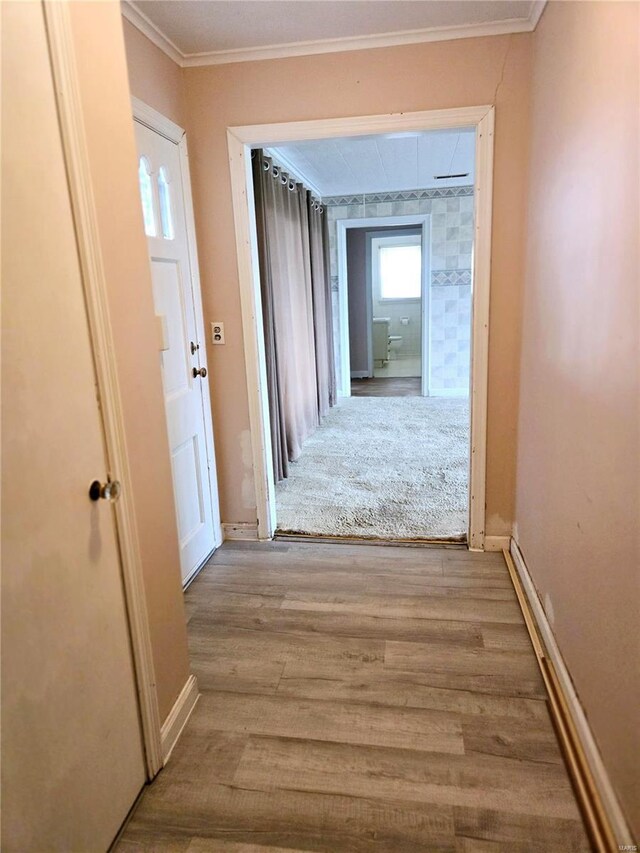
xmin=118 ymin=541 xmax=590 ymax=852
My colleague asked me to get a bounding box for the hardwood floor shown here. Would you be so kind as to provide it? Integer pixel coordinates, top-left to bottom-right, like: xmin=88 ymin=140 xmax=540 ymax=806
xmin=351 ymin=377 xmax=421 ymax=396
xmin=117 ymin=541 xmax=590 ymax=852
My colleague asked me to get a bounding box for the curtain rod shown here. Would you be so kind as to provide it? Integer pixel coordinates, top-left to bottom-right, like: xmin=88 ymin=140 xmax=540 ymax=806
xmin=256 ymin=149 xmax=324 ymax=210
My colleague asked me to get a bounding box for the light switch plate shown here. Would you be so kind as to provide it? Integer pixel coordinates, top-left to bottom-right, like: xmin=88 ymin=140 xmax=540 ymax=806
xmin=211 ymin=321 xmax=225 ymax=345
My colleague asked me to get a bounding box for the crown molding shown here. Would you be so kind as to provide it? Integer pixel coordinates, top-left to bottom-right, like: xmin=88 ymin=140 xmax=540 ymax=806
xmin=122 ymin=1 xmax=547 ymax=69
xmin=529 ymin=0 xmax=548 ymax=30
xmin=121 ymin=0 xmax=184 ymax=66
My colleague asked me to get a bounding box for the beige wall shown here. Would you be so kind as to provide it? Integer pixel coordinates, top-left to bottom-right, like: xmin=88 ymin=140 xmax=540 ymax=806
xmin=515 ymin=1 xmax=639 ymax=836
xmin=122 ymin=17 xmax=185 ymax=127
xmin=180 ymin=34 xmax=532 ymax=531
xmin=70 ymin=3 xmax=191 ymax=723
xmin=119 ymin=6 xmax=639 ymax=829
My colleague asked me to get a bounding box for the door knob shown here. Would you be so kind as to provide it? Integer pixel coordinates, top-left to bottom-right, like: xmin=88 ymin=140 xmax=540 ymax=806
xmin=192 ymin=367 xmax=207 ymax=378
xmin=190 ymin=341 xmax=200 ymax=355
xmin=89 ymin=479 xmax=122 ymax=502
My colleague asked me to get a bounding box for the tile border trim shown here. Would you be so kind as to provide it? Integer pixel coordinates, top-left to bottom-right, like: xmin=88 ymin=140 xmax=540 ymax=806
xmin=432 ymin=269 xmax=472 ymax=286
xmin=324 ymin=185 xmax=474 ymax=206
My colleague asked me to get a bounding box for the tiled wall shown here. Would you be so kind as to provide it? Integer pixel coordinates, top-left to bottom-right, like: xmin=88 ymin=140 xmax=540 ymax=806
xmin=429 ymin=194 xmax=473 ymax=393
xmin=326 ymin=187 xmax=473 ymax=394
xmin=430 ymin=283 xmax=471 ymax=392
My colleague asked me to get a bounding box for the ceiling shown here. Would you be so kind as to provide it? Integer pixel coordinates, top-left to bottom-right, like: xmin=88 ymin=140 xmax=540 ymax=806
xmin=124 ymin=1 xmax=545 ymax=66
xmin=268 ymin=129 xmax=476 ymax=197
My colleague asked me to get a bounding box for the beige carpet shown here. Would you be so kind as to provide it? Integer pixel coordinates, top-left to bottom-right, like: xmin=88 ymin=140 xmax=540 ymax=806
xmin=276 ymin=396 xmax=469 ymax=540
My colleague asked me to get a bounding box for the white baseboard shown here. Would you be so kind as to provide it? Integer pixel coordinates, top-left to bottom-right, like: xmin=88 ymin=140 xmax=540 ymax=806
xmin=484 ymin=535 xmax=511 ymax=552
xmin=509 ymin=538 xmax=634 ymax=846
xmin=222 ymin=522 xmax=259 ymax=541
xmin=350 ymin=370 xmax=370 ymax=379
xmin=160 ymin=674 xmax=199 ymax=765
xmin=429 ymin=387 xmax=469 ymax=398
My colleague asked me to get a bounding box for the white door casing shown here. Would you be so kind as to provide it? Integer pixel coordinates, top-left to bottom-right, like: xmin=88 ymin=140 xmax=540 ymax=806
xmin=336 ymin=214 xmax=432 ymax=397
xmin=134 ymin=110 xmax=221 ymax=585
xmin=227 ymin=107 xmax=494 ymax=548
xmin=368 ymin=228 xmax=431 ymax=396
xmin=2 ymin=3 xmax=147 ymax=848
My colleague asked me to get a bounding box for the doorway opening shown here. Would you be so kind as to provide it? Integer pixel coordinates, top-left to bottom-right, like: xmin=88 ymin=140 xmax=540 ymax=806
xmin=228 ymin=106 xmax=494 ymax=549
xmin=267 ymin=133 xmax=473 ymax=541
xmin=344 ymin=222 xmax=427 ymax=397
xmin=369 ymin=231 xmax=423 ymax=384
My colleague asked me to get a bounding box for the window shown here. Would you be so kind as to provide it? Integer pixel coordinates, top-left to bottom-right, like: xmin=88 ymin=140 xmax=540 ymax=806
xmin=378 ymin=242 xmax=422 ymax=300
xmin=158 ymin=167 xmax=175 ymax=240
xmin=137 ymin=156 xmax=156 ymax=237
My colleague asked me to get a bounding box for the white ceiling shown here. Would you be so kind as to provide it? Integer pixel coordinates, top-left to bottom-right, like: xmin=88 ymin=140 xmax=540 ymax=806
xmin=269 ymin=129 xmax=475 ymax=197
xmin=124 ymin=1 xmax=545 ymax=66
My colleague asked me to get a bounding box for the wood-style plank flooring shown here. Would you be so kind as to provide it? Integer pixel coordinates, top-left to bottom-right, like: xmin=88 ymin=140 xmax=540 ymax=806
xmin=118 ymin=541 xmax=590 ymax=852
xmin=351 ymin=377 xmax=421 ymax=397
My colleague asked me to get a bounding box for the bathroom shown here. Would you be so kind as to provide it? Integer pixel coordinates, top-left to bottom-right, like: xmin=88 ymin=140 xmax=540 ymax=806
xmin=344 ymin=224 xmax=426 ymax=393
xmin=370 ymin=227 xmax=423 ymax=379
xmin=337 ymin=197 xmax=472 ymax=398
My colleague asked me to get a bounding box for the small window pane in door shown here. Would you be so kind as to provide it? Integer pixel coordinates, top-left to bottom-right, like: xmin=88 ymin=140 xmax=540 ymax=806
xmin=158 ymin=167 xmax=175 ymax=240
xmin=379 ymin=244 xmax=421 ymax=299
xmin=138 ymin=156 xmax=156 ymax=237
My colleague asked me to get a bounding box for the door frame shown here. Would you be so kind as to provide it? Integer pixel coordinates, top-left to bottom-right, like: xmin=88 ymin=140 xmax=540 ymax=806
xmin=44 ymin=2 xmax=163 ymax=776
xmin=132 ymin=96 xmax=223 ymax=583
xmin=335 ymin=214 xmax=431 ymax=397
xmin=227 ymin=105 xmax=494 ymax=550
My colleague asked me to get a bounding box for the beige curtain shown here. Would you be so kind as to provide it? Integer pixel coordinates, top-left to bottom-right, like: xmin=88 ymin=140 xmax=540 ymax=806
xmin=308 ymin=195 xmax=337 ymax=416
xmin=253 ymin=152 xmax=329 ymax=480
xmin=252 ymin=156 xmax=288 ymax=480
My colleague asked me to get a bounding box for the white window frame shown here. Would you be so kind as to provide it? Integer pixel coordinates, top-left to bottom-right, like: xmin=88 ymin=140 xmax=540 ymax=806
xmin=373 ymin=234 xmax=423 ymax=303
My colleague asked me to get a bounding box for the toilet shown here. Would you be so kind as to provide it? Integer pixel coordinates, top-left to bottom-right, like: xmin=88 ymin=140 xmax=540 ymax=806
xmin=372 ymin=318 xmax=402 ymax=365
xmin=388 ymin=334 xmax=403 ymax=358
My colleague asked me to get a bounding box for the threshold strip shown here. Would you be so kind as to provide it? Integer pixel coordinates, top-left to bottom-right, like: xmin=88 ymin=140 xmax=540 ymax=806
xmin=274 ymin=530 xmax=467 ymax=549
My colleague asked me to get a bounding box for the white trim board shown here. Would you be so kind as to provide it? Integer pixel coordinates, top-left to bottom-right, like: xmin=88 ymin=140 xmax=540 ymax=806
xmin=484 ymin=535 xmax=510 ymax=553
xmin=121 ymin=1 xmax=547 ymax=68
xmin=160 ymin=675 xmax=199 ymax=764
xmin=131 ymin=96 xmax=183 ymax=144
xmin=121 ymin=0 xmax=184 ymax=66
xmin=222 ymin=522 xmax=259 ymax=541
xmin=227 ymin=106 xmax=494 ymax=549
xmin=431 ymin=388 xmax=469 ymax=398
xmin=231 ymin=107 xmax=494 ymax=147
xmin=509 ymin=538 xmax=635 ymax=846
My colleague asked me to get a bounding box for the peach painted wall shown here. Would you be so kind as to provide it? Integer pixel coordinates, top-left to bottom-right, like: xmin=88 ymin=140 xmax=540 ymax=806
xmin=69 ymin=2 xmax=191 ymax=723
xmin=515 ymin=1 xmax=639 ymax=835
xmin=181 ymin=34 xmax=532 ymax=533
xmin=122 ymin=17 xmax=185 ymax=127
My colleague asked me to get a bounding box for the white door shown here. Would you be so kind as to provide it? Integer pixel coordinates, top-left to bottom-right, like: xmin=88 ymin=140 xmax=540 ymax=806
xmin=134 ymin=120 xmax=221 ymax=585
xmin=1 ymin=3 xmax=146 ymax=850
